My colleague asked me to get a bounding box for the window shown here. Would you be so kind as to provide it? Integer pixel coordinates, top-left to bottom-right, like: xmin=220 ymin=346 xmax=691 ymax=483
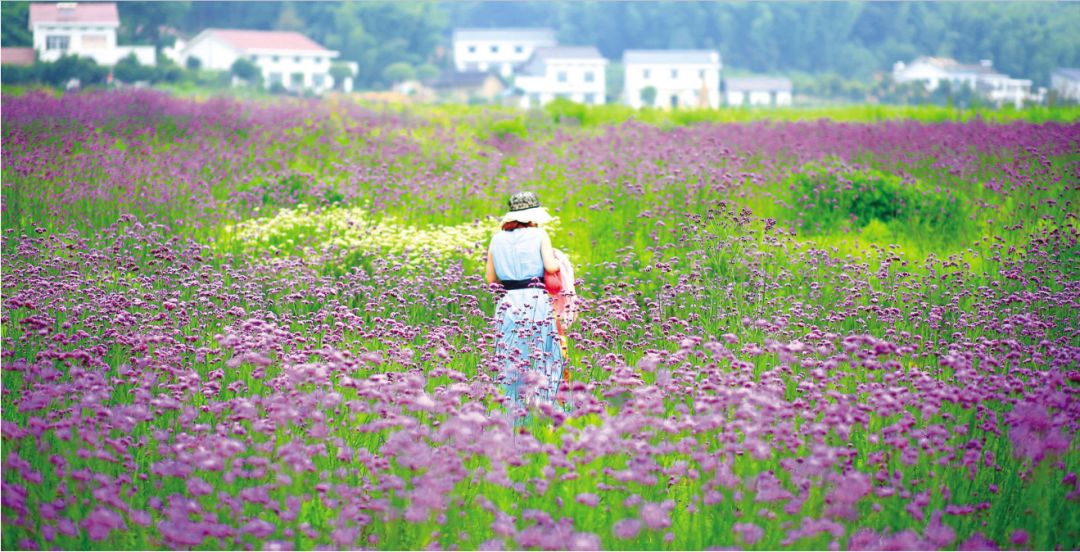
xmin=557 ymin=71 xmax=567 ymax=83
xmin=272 ymin=56 xmax=280 ymax=63
xmin=529 ymin=92 xmax=540 ymax=107
xmin=313 ymin=74 xmax=325 ymax=87
xmin=671 ymin=69 xmax=678 ymax=79
xmin=643 ymin=69 xmax=650 ymax=79
xmin=268 ymin=72 xmax=283 ymax=85
xmin=467 ymin=45 xmax=476 ymax=54
xmin=584 ymin=71 xmax=595 ymax=83
xmin=291 ymin=72 xmax=304 ymax=87
xmin=295 ymin=56 xmax=301 ymax=63
xmin=250 ymin=55 xmax=258 ymax=62
xmin=584 ymin=93 xmax=596 ymax=104
xmin=514 ymin=45 xmax=523 ymax=54
xmin=81 ymin=34 xmax=107 ymax=49
xmin=699 ymin=69 xmax=706 ymax=79
xmin=490 ymin=45 xmax=499 ymax=53
xmin=46 ymin=35 xmax=70 ymax=50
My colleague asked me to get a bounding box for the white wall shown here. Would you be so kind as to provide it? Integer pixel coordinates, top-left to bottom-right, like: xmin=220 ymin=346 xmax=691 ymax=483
xmin=184 ymin=35 xmax=339 ymax=93
xmin=516 ymin=59 xmax=606 ymax=108
xmin=184 ymin=37 xmax=238 ymax=71
xmin=980 ymin=76 xmax=1032 ymax=108
xmin=624 ymin=64 xmax=721 ymax=109
xmin=453 ymin=36 xmax=555 ymax=76
xmin=33 ymin=23 xmax=118 ymax=63
xmin=253 ymin=52 xmax=336 ymax=91
xmin=894 ymin=63 xmax=949 ymax=91
xmin=726 ymin=89 xmax=792 ymax=107
xmin=33 ymin=22 xmax=156 ymax=67
xmin=1051 ymin=74 xmax=1080 ymax=102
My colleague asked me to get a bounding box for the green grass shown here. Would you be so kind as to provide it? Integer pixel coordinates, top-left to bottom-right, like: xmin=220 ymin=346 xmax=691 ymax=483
xmin=2 ymin=96 xmax=1078 ymax=550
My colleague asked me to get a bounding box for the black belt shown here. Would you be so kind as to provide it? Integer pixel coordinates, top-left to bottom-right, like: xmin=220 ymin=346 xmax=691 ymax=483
xmin=500 ymin=278 xmax=544 ymax=290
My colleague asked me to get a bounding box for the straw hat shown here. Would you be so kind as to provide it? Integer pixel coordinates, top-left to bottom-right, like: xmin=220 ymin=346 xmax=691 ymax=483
xmin=501 ymin=191 xmax=553 ymax=225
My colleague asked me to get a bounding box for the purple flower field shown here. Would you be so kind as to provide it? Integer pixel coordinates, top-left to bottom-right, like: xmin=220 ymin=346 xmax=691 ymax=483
xmin=2 ymin=90 xmax=1078 ymax=550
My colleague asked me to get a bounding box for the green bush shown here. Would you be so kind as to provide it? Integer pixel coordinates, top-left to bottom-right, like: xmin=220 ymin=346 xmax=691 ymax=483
xmin=230 ymin=58 xmax=260 ymax=83
xmin=543 ymin=97 xmax=587 ymax=125
xmin=0 ymin=64 xmax=41 ymax=85
xmin=114 ymin=53 xmax=155 ymax=83
xmin=785 ymin=164 xmax=973 ymax=244
xmin=489 ymin=117 xmax=528 ymax=140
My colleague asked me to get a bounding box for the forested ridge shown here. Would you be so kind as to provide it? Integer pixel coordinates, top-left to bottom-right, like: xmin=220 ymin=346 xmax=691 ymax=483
xmin=3 ymin=1 xmax=1077 ymax=89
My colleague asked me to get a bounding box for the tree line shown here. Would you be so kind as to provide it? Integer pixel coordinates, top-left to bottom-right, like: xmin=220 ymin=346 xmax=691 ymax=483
xmin=3 ymin=1 xmax=1077 ymax=90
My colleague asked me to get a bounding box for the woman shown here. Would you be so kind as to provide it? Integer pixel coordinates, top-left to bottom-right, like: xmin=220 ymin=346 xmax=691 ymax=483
xmin=485 ymin=191 xmax=565 ymax=411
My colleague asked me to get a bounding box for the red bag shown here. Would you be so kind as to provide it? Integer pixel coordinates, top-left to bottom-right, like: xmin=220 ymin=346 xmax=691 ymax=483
xmin=544 ymin=269 xmax=563 ymax=296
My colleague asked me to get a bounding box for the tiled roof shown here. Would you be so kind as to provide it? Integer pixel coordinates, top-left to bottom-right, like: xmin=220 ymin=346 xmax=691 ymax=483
xmin=29 ymin=2 xmax=119 ymax=26
xmin=623 ymin=50 xmax=720 ymax=65
xmin=199 ymin=29 xmax=333 ymax=53
xmin=1 ymin=47 xmax=36 ymax=66
xmin=725 ymin=77 xmax=793 ymax=93
xmin=452 ymin=28 xmax=556 ymax=43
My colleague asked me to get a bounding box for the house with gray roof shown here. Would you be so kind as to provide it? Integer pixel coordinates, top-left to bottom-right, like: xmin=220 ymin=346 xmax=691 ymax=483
xmin=623 ymin=50 xmax=722 ymax=109
xmin=514 ymin=46 xmax=607 ymax=108
xmin=724 ymin=77 xmax=793 ymax=106
xmin=451 ymin=27 xmax=556 ymax=77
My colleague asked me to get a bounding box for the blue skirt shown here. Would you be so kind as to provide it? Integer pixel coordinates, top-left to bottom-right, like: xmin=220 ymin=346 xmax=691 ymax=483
xmin=495 ymin=288 xmax=565 ymax=407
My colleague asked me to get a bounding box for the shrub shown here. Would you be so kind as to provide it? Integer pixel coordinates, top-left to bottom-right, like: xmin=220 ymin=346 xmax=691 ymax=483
xmin=785 ymin=163 xmax=972 ymax=245
xmin=114 ymin=53 xmax=155 ymax=84
xmin=0 ymin=64 xmax=41 ymax=85
xmin=230 ymin=58 xmax=260 ymax=83
xmin=490 ymin=117 xmax=528 ymax=140
xmin=543 ymin=97 xmax=586 ymax=125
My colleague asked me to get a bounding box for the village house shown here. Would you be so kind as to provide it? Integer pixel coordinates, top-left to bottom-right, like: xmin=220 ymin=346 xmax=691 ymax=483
xmin=623 ymin=50 xmax=722 ymax=109
xmin=1051 ymin=68 xmax=1080 ymax=103
xmin=724 ymin=77 xmax=793 ymax=106
xmin=976 ymin=72 xmax=1034 ymax=108
xmin=451 ymin=28 xmax=557 ymax=77
xmin=893 ymin=57 xmax=1001 ymax=92
xmin=514 ymin=46 xmax=607 ymax=108
xmin=180 ymin=29 xmax=355 ymax=93
xmin=29 ymin=2 xmax=154 ymax=66
xmin=892 ymin=56 xmax=1033 ymax=107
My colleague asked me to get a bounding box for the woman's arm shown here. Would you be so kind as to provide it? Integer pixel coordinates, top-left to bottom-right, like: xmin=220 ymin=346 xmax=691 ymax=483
xmin=539 ymin=230 xmax=560 ymax=273
xmin=485 ymin=247 xmax=498 ymax=284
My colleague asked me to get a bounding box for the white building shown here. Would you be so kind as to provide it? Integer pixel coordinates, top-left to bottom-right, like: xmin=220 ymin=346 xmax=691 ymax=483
xmin=893 ymin=57 xmax=1036 ymax=107
xmin=724 ymin=77 xmax=793 ymax=106
xmin=29 ymin=2 xmax=154 ymax=66
xmin=977 ymin=72 xmax=1033 ymax=108
xmin=1051 ymin=68 xmax=1080 ymax=102
xmin=181 ymin=29 xmax=355 ymax=93
xmin=514 ymin=46 xmax=607 ymax=108
xmin=623 ymin=50 xmax=722 ymax=109
xmin=451 ymin=28 xmax=556 ymax=77
xmin=892 ymin=57 xmax=995 ymax=92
